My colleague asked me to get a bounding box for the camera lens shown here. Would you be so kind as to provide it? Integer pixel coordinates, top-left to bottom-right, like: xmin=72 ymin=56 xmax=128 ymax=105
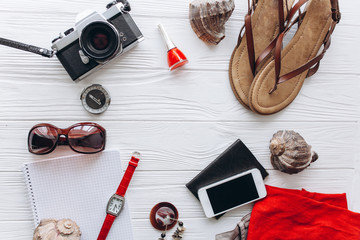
xmin=80 ymin=22 xmax=120 ymax=60
xmin=91 ymin=32 xmax=109 ymax=50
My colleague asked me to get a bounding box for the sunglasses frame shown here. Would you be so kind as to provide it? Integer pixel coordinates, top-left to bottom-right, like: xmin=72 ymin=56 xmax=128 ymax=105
xmin=28 ymin=122 xmax=106 ymax=155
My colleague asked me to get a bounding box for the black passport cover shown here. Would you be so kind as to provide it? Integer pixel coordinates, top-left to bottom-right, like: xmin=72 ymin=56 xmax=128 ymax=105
xmin=186 ymin=139 xmax=268 ymax=219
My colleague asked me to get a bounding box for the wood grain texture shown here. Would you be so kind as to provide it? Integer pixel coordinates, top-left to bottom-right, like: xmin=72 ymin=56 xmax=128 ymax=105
xmin=0 ymin=1 xmax=359 ymax=123
xmin=0 ymin=217 xmax=271 ymax=240
xmin=0 ymin=121 xmax=357 ymax=171
xmin=0 ymin=0 xmax=359 ymax=239
xmin=0 ymin=168 xmax=355 ymax=220
xmin=0 ymin=72 xmax=358 ymax=121
xmin=1 ymin=0 xmax=359 ymax=25
xmin=0 ymin=14 xmax=358 ymax=74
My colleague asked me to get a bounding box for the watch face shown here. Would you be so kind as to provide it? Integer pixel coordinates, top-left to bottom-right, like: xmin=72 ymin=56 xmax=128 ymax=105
xmin=107 ymin=195 xmax=124 ymax=216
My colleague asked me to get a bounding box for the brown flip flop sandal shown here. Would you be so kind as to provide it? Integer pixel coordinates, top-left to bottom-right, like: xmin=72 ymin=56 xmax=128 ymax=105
xmin=249 ymin=0 xmax=341 ymax=115
xmin=229 ymin=0 xmax=295 ymax=108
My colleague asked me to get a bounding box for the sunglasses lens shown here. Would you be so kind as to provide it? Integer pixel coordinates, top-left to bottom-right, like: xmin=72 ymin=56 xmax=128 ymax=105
xmin=68 ymin=125 xmax=105 ymax=153
xmin=28 ymin=126 xmax=58 ymax=154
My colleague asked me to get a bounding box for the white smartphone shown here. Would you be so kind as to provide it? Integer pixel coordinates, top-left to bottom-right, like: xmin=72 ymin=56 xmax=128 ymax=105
xmin=198 ymin=168 xmax=267 ymax=218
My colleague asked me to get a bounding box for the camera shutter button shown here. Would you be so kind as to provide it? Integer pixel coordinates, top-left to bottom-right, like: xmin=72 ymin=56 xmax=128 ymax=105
xmin=52 ymin=33 xmax=64 ymax=43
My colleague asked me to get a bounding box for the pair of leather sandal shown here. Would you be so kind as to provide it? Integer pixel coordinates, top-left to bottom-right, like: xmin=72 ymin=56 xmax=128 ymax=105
xmin=229 ymin=0 xmax=341 ymax=115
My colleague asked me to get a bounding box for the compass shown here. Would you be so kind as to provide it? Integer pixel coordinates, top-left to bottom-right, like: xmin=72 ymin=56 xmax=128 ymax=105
xmin=80 ymin=84 xmax=111 ymax=114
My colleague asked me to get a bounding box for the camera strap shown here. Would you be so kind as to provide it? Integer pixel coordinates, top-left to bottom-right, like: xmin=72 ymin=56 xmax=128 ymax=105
xmin=0 ymin=37 xmax=54 ymax=58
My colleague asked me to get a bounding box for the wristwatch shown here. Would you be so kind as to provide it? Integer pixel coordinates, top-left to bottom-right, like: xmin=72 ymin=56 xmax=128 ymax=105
xmin=97 ymin=152 xmax=141 ymax=240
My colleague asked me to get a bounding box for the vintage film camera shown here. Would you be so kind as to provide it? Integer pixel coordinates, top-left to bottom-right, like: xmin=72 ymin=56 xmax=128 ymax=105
xmin=52 ymin=0 xmax=144 ymax=81
xmin=0 ymin=0 xmax=143 ymax=81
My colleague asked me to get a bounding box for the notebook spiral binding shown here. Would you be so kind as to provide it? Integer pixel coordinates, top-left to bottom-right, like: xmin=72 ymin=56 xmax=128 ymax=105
xmin=23 ymin=164 xmax=40 ymax=226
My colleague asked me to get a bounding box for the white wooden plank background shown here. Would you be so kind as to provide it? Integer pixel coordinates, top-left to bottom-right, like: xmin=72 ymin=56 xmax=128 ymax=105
xmin=0 ymin=0 xmax=359 ymax=239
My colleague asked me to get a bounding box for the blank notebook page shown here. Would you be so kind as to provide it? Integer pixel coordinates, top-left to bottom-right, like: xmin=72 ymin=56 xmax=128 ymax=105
xmin=23 ymin=150 xmax=133 ymax=239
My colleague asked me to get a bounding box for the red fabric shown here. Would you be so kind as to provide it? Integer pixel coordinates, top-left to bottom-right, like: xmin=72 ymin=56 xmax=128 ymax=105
xmin=247 ymin=185 xmax=360 ymax=240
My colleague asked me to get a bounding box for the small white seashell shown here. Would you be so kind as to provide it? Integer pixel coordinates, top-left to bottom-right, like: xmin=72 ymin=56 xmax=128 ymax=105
xmin=33 ymin=218 xmax=81 ymax=240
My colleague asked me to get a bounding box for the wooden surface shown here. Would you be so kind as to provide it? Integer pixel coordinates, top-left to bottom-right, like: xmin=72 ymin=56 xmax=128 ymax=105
xmin=0 ymin=0 xmax=359 ymax=239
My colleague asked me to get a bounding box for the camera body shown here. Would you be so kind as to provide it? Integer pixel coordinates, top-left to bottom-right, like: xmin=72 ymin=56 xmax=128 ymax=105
xmin=51 ymin=2 xmax=144 ymax=81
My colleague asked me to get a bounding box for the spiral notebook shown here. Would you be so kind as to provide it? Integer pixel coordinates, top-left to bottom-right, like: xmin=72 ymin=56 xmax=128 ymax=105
xmin=23 ymin=150 xmax=133 ymax=239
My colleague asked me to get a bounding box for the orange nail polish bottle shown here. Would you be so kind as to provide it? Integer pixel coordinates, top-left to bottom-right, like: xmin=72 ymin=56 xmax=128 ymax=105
xmin=158 ymin=24 xmax=188 ymax=71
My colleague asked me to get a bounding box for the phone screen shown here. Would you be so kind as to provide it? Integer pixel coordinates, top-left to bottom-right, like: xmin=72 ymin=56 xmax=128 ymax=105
xmin=206 ymin=173 xmax=259 ymax=214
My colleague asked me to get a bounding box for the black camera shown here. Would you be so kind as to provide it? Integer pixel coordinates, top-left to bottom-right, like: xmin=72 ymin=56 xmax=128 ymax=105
xmin=51 ymin=0 xmax=144 ymax=81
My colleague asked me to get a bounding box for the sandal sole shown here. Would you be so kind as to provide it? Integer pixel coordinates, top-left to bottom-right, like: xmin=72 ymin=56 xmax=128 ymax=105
xmin=249 ymin=0 xmax=334 ymax=115
xmin=229 ymin=0 xmax=294 ymax=108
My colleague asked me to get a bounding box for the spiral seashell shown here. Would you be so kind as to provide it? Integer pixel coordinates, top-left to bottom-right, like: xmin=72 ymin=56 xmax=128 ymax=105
xmin=189 ymin=0 xmax=235 ymax=45
xmin=33 ymin=219 xmax=81 ymax=240
xmin=270 ymin=130 xmax=318 ymax=174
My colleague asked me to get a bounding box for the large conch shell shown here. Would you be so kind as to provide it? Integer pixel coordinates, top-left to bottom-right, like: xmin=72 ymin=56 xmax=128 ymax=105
xmin=189 ymin=0 xmax=235 ymax=45
xmin=33 ymin=219 xmax=81 ymax=240
xmin=270 ymin=130 xmax=318 ymax=174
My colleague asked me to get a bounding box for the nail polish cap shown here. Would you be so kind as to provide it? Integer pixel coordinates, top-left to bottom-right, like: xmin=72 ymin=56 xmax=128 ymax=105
xmin=158 ymin=23 xmax=176 ymax=51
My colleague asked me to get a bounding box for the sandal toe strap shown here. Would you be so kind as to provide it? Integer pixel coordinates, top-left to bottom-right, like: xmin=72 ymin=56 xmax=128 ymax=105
xmin=243 ymin=0 xmax=285 ymax=76
xmin=269 ymin=0 xmax=340 ymax=94
xmin=256 ymin=0 xmax=308 ymax=70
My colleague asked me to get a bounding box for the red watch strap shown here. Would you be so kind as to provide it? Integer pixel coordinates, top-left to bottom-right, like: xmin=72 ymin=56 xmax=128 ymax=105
xmin=97 ymin=214 xmax=116 ymax=240
xmin=116 ymin=155 xmax=140 ymax=197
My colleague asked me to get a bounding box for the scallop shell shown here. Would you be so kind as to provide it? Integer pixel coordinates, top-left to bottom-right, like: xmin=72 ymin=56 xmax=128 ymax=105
xmin=189 ymin=0 xmax=235 ymax=45
xmin=33 ymin=219 xmax=81 ymax=240
xmin=270 ymin=130 xmax=318 ymax=174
